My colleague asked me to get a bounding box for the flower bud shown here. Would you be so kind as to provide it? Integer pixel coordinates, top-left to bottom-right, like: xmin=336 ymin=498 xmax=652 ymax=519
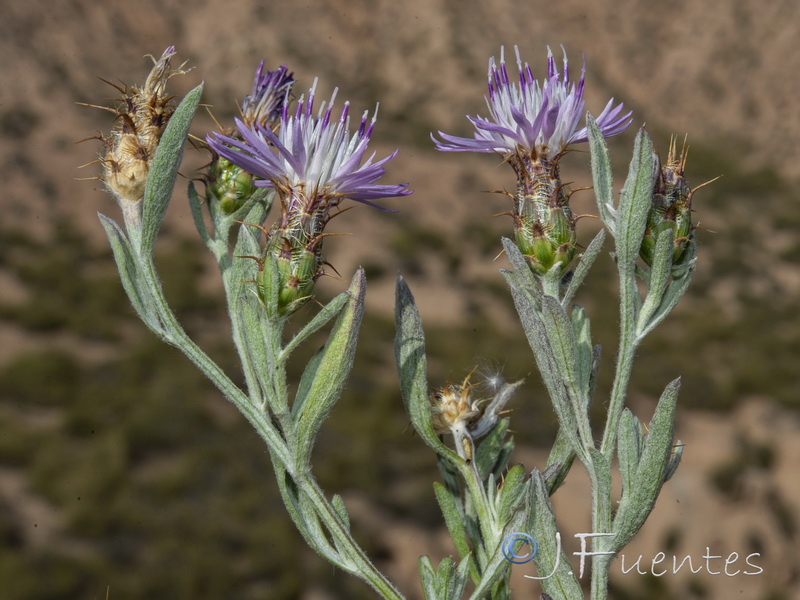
xmin=206 ymin=157 xmax=258 ymax=214
xmin=640 ymin=138 xmax=695 ymax=270
xmin=204 ymin=64 xmax=295 ymax=215
xmin=512 ymin=156 xmax=577 ymax=276
xmin=254 ymin=187 xmax=328 ymax=316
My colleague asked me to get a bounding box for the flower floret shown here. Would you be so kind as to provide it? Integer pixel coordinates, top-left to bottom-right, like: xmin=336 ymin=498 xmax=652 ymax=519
xmin=208 ymin=80 xmax=410 ymax=208
xmin=433 ymin=46 xmax=632 ymax=160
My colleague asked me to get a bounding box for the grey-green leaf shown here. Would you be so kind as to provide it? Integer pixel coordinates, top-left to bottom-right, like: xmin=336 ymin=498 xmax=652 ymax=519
xmin=433 ymin=482 xmax=471 ymax=560
xmin=99 ymin=213 xmax=160 ymax=334
xmin=587 ymin=114 xmax=616 ymax=236
xmin=612 ymin=378 xmax=680 ymax=551
xmin=140 ymin=83 xmax=203 ymax=256
xmin=527 ymin=471 xmax=584 ymax=599
xmin=616 ymin=128 xmax=656 ymax=272
xmin=395 ymin=276 xmax=460 ymax=463
xmin=562 ymin=228 xmax=606 ymax=308
xmin=293 ymin=270 xmax=366 ymax=467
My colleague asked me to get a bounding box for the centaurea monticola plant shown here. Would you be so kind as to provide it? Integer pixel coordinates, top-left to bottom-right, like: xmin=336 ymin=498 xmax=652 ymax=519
xmin=395 ymin=46 xmax=705 ymax=600
xmin=95 ymin=46 xmax=707 ymax=600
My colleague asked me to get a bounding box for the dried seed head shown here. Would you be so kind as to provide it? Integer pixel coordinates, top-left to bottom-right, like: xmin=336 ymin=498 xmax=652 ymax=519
xmin=430 ymin=372 xmax=485 ymax=435
xmin=100 ymin=47 xmax=188 ymax=206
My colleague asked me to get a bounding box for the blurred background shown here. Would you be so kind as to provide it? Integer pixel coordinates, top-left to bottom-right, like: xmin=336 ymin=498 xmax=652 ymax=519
xmin=1 ymin=0 xmax=799 ymax=598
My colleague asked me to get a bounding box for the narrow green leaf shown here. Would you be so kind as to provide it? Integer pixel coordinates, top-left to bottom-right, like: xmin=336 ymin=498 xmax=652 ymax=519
xmin=433 ymin=482 xmax=471 ymax=559
xmin=273 ymin=465 xmax=346 ymax=568
xmin=504 ymin=275 xmax=580 ymax=452
xmin=419 ymin=556 xmax=438 ymax=600
xmin=140 ymin=83 xmax=204 ymax=256
xmin=562 ymin=228 xmax=606 ymax=308
xmin=501 ymin=237 xmax=540 ymax=298
xmin=617 ymin=409 xmax=643 ymax=494
xmin=663 ymin=439 xmax=684 ymax=482
xmin=636 ymin=228 xmax=674 ymax=336
xmin=612 ymin=378 xmax=680 ymax=550
xmin=540 ymin=296 xmax=578 ymax=386
xmin=616 ymin=128 xmax=656 ymax=271
xmin=527 ymin=471 xmax=584 ymax=599
xmin=187 ymin=181 xmax=212 ymax=247
xmin=544 ymin=429 xmax=576 ymax=495
xmin=570 ymin=305 xmax=593 ymax=399
xmin=467 ymin=504 xmax=526 ymax=600
xmin=638 ymin=257 xmax=696 ymax=340
xmin=588 ymin=448 xmax=613 ymax=536
xmin=280 ymin=292 xmax=349 ymax=361
xmin=395 ymin=276 xmax=460 ymax=463
xmin=587 ymin=114 xmax=616 ymax=236
xmin=293 ymin=270 xmax=366 ymax=466
xmin=99 ymin=213 xmax=160 ymax=333
xmin=331 ymin=494 xmax=350 ymax=531
xmin=495 ymin=464 xmax=527 ymax=526
xmin=475 ymin=419 xmax=510 ymax=481
xmin=450 ymin=555 xmax=472 ymax=600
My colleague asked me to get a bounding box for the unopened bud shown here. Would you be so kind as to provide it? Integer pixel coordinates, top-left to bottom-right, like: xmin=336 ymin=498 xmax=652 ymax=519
xmin=512 ymin=157 xmax=577 ymax=276
xmin=207 ymin=157 xmax=257 ymax=214
xmin=640 ymin=137 xmax=703 ymax=272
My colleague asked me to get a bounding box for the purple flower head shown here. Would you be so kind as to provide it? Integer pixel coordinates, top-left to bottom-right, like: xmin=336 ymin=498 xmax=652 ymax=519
xmin=433 ymin=46 xmax=632 ymax=161
xmin=207 ymin=79 xmax=411 ymax=210
xmin=241 ymin=62 xmax=295 ymax=128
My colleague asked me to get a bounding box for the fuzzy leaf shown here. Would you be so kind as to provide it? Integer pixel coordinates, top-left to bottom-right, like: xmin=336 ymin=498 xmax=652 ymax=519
xmin=636 ymin=228 xmax=674 ymax=337
xmin=140 ymin=84 xmax=203 ymax=256
xmin=99 ymin=213 xmax=161 ymax=334
xmin=495 ymin=464 xmax=527 ymax=527
xmin=617 ymin=409 xmax=644 ymax=494
xmin=293 ymin=270 xmax=366 ymax=467
xmin=504 ymin=274 xmax=580 ymax=452
xmin=187 ymin=182 xmax=212 ymax=246
xmin=502 ymin=237 xmax=540 ymax=298
xmin=587 ymin=115 xmax=616 ymax=236
xmin=570 ymin=305 xmax=593 ymax=399
xmin=331 ymin=494 xmax=350 ymax=531
xmin=281 ymin=292 xmax=349 ymax=361
xmin=540 ymin=296 xmax=578 ymax=386
xmin=475 ymin=419 xmax=511 ymax=481
xmin=562 ymin=228 xmax=606 ymax=308
xmin=395 ymin=276 xmax=460 ymax=463
xmin=663 ymin=439 xmax=684 ymax=482
xmin=467 ymin=503 xmax=527 ymax=600
xmin=612 ymin=378 xmax=680 ymax=550
xmin=434 ymin=482 xmax=471 ymax=560
xmin=544 ymin=430 xmax=576 ymax=495
xmin=527 ymin=471 xmax=584 ymax=599
xmin=616 ymin=128 xmax=657 ymax=273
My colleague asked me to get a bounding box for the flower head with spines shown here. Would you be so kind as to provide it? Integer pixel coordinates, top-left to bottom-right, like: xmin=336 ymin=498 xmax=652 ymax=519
xmin=433 ymin=47 xmax=633 ymax=278
xmin=207 ymin=78 xmax=410 ymax=315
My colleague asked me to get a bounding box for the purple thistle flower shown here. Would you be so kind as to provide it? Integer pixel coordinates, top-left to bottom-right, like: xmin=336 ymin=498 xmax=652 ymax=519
xmin=241 ymin=62 xmax=295 ymax=128
xmin=207 ymin=79 xmax=411 ymax=209
xmin=433 ymin=46 xmax=632 ymax=161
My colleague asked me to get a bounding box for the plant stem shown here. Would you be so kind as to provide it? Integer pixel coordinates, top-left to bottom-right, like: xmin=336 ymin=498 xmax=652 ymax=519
xmin=299 ymin=477 xmax=406 ymax=599
xmin=600 ymin=269 xmax=639 ymax=457
xmin=138 ymin=254 xmax=292 ymax=467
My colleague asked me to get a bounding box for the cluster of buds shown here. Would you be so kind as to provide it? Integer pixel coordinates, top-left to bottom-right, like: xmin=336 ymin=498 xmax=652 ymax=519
xmin=98 ymin=47 xmax=187 ymax=209
xmin=434 ymin=47 xmax=632 ymax=277
xmin=430 ymin=370 xmax=522 ymax=460
xmin=208 ymin=74 xmax=410 ymax=316
xmin=640 ymin=137 xmax=709 ymax=275
xmin=205 ymin=63 xmax=295 ymax=215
